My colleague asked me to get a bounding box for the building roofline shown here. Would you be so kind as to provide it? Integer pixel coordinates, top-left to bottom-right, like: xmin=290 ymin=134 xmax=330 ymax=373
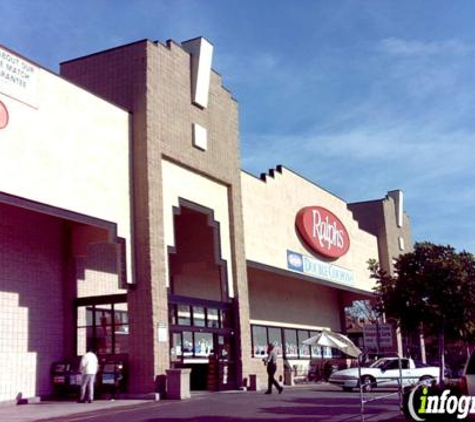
xmin=348 ymin=199 xmax=383 ymax=206
xmin=59 ymin=39 xmax=149 ymax=65
xmin=242 ymin=164 xmax=346 ymax=203
xmin=0 ymin=42 xmax=131 ymax=114
xmin=1 ymin=42 xmax=59 ymax=79
xmin=61 ymin=37 xmax=238 ymax=104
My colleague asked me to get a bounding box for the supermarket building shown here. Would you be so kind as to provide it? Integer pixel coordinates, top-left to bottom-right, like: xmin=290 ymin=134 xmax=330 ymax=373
xmin=0 ymin=37 xmax=411 ymax=402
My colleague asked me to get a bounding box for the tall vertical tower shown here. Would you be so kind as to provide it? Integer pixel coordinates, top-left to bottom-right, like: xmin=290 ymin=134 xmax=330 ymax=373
xmin=349 ymin=190 xmax=412 ymax=275
xmin=61 ymin=38 xmax=251 ymax=393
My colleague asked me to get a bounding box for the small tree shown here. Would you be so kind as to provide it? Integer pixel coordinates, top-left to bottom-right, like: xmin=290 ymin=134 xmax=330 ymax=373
xmin=370 ymin=242 xmax=475 ymax=384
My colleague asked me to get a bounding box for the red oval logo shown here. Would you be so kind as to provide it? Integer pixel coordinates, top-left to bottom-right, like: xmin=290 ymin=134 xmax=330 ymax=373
xmin=295 ymin=206 xmax=350 ymax=259
xmin=0 ymin=101 xmax=9 ymax=129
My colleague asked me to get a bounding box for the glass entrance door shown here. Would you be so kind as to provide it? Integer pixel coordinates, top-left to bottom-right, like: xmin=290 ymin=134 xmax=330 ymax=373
xmin=168 ymin=296 xmax=235 ymax=390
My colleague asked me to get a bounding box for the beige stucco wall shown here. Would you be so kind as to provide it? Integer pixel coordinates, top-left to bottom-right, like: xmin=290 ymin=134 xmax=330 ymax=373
xmin=241 ymin=167 xmax=378 ymax=292
xmin=0 ymin=48 xmax=132 ymax=284
xmin=162 ymin=159 xmax=234 ymax=297
xmin=248 ymin=267 xmax=341 ymax=330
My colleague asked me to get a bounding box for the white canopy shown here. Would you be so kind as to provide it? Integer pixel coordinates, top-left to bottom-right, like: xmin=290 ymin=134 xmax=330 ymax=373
xmin=302 ymin=330 xmax=362 ymax=358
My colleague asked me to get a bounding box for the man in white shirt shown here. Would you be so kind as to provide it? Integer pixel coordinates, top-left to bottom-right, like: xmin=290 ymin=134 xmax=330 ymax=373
xmin=265 ymin=343 xmax=283 ymax=394
xmin=78 ymin=349 xmax=99 ymax=403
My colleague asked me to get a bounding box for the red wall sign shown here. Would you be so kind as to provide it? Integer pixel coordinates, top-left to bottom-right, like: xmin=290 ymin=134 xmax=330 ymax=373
xmin=0 ymin=101 xmax=9 ymax=129
xmin=295 ymin=206 xmax=350 ymax=259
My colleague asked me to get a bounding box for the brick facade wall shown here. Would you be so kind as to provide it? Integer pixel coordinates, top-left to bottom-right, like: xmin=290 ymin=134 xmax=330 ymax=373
xmin=76 ymin=242 xmax=126 ymax=298
xmin=0 ymin=202 xmax=67 ymax=402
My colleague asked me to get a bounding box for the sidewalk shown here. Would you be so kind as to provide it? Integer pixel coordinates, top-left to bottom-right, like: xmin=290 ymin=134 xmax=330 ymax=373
xmin=0 ymin=398 xmax=155 ymax=422
xmin=0 ymin=384 xmax=407 ymax=422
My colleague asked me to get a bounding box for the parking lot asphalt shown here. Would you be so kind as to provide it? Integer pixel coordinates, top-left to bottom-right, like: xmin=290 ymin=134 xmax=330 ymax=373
xmin=0 ymin=383 xmax=407 ymax=422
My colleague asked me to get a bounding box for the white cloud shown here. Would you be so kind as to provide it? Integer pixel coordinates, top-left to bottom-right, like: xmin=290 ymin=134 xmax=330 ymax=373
xmin=217 ymin=51 xmax=282 ymax=88
xmin=379 ymin=38 xmax=474 ymax=57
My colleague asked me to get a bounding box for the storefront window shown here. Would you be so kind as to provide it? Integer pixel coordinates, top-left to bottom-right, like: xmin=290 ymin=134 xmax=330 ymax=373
xmin=177 ymin=305 xmax=191 ymax=326
xmin=195 ymin=332 xmax=213 ymax=357
xmin=170 ymin=332 xmax=182 ymax=362
xmin=114 ymin=306 xmax=129 ymax=354
xmin=207 ymin=308 xmax=220 ymax=328
xmin=115 ymin=326 xmax=129 ymax=353
xmin=193 ymin=306 xmax=206 ymax=327
xmin=96 ymin=304 xmax=113 ymax=354
xmin=169 ymin=301 xmax=232 ymax=330
xmin=309 ymin=330 xmax=322 ymax=358
xmin=85 ymin=308 xmax=93 ymax=326
xmin=218 ymin=335 xmax=231 ymax=359
xmin=252 ymin=325 xmax=334 ymax=359
xmin=77 ymin=307 xmax=90 ymax=355
xmin=77 ymin=327 xmax=87 ymax=356
xmin=183 ymin=332 xmax=193 ymax=357
xmin=298 ymin=330 xmax=311 ymax=358
xmin=76 ymin=300 xmax=129 ymax=356
xmin=252 ymin=326 xmax=268 ymax=356
xmin=268 ymin=327 xmax=283 ymax=356
xmin=284 ymin=329 xmax=298 ymax=358
xmin=86 ymin=326 xmax=95 ymax=352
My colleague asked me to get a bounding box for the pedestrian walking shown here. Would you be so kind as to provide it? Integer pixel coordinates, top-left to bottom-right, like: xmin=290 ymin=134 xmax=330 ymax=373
xmin=78 ymin=349 xmax=99 ymax=403
xmin=264 ymin=343 xmax=283 ymax=394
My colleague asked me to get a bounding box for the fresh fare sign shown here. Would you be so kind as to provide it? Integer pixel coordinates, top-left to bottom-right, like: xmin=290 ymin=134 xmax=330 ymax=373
xmin=295 ymin=206 xmax=350 ymax=259
xmin=287 ymin=250 xmax=355 ymax=285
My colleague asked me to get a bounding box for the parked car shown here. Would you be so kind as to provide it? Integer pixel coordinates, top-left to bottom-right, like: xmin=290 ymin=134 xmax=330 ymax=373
xmin=328 ymin=357 xmax=439 ymax=392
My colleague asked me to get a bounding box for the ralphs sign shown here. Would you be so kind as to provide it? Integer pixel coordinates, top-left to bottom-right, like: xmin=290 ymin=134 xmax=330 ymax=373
xmin=296 ymin=206 xmax=350 ymax=259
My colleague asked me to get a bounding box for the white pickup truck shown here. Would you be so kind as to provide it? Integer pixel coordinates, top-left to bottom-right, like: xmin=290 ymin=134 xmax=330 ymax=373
xmin=328 ymin=357 xmax=440 ymax=392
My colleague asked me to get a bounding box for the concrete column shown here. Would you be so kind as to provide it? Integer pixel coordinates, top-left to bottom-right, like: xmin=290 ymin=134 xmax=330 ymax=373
xmin=166 ymin=369 xmax=191 ymax=399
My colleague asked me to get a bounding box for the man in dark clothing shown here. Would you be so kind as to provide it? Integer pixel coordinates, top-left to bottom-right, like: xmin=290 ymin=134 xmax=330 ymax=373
xmin=265 ymin=343 xmax=283 ymax=394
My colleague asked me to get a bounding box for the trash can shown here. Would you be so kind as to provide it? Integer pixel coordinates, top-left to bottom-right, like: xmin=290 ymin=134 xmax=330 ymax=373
xmin=283 ymin=360 xmax=294 ymax=386
xmin=248 ymin=374 xmax=259 ymax=391
xmin=284 ymin=367 xmax=294 ymax=386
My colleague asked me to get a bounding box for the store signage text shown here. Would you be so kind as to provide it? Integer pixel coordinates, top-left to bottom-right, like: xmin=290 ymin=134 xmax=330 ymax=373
xmin=363 ymin=324 xmax=393 ymax=349
xmin=0 ymin=47 xmax=38 ymax=108
xmin=295 ymin=206 xmax=350 ymax=259
xmin=0 ymin=101 xmax=8 ymax=129
xmin=287 ymin=250 xmax=355 ymax=285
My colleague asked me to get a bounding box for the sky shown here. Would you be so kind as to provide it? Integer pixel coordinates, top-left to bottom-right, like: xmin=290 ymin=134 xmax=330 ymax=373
xmin=1 ymin=0 xmax=475 ymax=253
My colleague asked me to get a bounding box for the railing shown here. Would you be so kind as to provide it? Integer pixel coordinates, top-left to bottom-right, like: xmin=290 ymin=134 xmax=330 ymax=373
xmin=358 ymin=352 xmax=404 ymax=422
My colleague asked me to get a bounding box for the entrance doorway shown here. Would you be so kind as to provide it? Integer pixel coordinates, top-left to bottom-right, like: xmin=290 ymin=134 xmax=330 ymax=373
xmin=168 ymin=202 xmax=235 ymax=390
xmin=169 ymin=299 xmax=234 ymax=389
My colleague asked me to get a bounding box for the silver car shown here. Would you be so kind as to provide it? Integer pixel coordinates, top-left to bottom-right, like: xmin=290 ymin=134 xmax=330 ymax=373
xmin=329 ymin=357 xmax=439 ymax=392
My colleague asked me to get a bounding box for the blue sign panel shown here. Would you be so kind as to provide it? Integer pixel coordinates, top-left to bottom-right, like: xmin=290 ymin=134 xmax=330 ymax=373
xmin=287 ymin=250 xmax=304 ymax=272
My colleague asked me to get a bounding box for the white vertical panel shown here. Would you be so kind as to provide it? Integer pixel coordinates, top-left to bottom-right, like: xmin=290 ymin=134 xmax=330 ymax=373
xmin=388 ymin=190 xmax=404 ymax=228
xmin=182 ymin=37 xmax=214 ymax=108
xmin=192 ymin=123 xmax=207 ymax=151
